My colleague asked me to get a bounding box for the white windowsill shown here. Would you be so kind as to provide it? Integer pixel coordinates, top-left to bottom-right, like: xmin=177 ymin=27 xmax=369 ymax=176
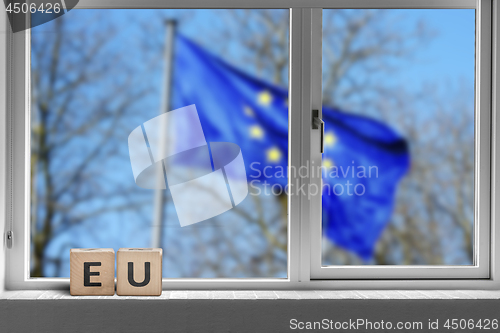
xmin=1 ymin=290 xmax=500 ymax=300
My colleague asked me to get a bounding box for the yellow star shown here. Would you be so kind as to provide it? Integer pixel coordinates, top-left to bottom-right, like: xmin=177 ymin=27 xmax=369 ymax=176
xmin=257 ymin=90 xmax=273 ymax=106
xmin=266 ymin=147 xmax=282 ymax=163
xmin=250 ymin=125 xmax=264 ymax=139
xmin=244 ymin=105 xmax=254 ymax=117
xmin=324 ymin=131 xmax=337 ymax=147
xmin=322 ymin=158 xmax=334 ymax=169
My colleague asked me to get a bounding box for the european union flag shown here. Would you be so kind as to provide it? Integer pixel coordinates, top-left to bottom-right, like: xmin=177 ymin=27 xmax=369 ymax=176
xmin=171 ymin=34 xmax=409 ymax=260
xmin=321 ymin=108 xmax=409 ymax=259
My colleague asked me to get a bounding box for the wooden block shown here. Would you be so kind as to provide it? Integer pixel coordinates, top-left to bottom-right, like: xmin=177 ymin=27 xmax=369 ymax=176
xmin=116 ymin=248 xmax=162 ymax=296
xmin=70 ymin=248 xmax=115 ymax=296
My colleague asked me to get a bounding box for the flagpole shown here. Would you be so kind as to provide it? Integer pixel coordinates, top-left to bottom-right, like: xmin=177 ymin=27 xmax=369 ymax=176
xmin=151 ymin=19 xmax=177 ymax=249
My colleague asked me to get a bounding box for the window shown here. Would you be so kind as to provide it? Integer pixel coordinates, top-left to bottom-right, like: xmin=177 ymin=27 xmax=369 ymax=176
xmin=311 ymin=8 xmax=488 ymax=279
xmin=28 ymin=9 xmax=289 ymax=279
xmin=3 ymin=0 xmax=499 ymax=290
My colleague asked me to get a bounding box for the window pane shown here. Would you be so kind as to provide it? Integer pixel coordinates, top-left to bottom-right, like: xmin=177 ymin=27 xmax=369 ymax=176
xmin=30 ymin=9 xmax=289 ymax=278
xmin=321 ymin=9 xmax=475 ymax=265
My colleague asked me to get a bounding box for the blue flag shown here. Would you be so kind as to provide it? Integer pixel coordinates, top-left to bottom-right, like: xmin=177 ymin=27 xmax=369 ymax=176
xmin=320 ymin=108 xmax=409 ymax=259
xmin=171 ymin=34 xmax=410 ymax=260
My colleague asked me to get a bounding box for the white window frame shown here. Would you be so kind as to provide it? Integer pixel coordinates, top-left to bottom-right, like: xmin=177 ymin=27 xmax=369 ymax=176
xmin=2 ymin=0 xmax=500 ymax=290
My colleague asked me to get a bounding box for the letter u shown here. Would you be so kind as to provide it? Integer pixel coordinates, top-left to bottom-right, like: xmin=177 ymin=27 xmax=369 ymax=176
xmin=128 ymin=262 xmax=151 ymax=287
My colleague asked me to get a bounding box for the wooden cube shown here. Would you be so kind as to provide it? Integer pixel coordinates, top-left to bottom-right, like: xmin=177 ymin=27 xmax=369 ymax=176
xmin=70 ymin=248 xmax=115 ymax=296
xmin=116 ymin=248 xmax=162 ymax=296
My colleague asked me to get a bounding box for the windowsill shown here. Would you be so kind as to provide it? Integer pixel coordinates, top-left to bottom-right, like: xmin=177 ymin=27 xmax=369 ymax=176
xmin=2 ymin=289 xmax=499 ymax=332
xmin=2 ymin=290 xmax=500 ymax=300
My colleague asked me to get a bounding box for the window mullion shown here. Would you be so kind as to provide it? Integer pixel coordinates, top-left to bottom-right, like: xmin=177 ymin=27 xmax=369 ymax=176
xmin=309 ymin=8 xmax=323 ymax=279
xmin=289 ymin=7 xmax=303 ymax=283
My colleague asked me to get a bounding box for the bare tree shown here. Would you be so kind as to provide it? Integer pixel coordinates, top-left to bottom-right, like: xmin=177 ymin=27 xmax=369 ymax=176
xmin=30 ymin=14 xmax=155 ymax=276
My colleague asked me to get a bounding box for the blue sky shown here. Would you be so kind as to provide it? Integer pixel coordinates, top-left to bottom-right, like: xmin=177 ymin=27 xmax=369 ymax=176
xmin=390 ymin=9 xmax=475 ymax=90
xmin=33 ymin=8 xmax=475 ymax=95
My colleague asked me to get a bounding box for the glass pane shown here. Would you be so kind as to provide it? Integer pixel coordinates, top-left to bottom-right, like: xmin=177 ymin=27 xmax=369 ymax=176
xmin=321 ymin=9 xmax=475 ymax=265
xmin=30 ymin=9 xmax=289 ymax=278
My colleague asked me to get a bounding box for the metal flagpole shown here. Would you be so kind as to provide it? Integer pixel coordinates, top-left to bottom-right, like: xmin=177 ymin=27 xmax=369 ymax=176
xmin=151 ymin=19 xmax=177 ymax=249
